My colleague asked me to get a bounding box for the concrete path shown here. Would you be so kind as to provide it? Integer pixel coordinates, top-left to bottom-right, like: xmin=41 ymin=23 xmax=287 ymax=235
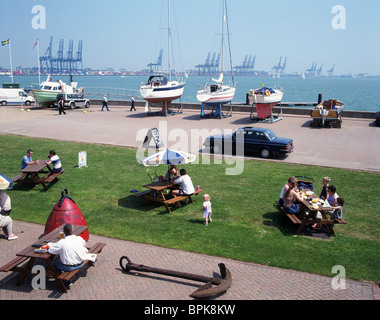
xmin=0 ymin=105 xmax=379 ymax=301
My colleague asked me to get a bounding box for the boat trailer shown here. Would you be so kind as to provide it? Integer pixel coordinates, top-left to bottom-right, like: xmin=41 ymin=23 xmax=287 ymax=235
xmin=119 ymin=256 xmax=232 ymax=299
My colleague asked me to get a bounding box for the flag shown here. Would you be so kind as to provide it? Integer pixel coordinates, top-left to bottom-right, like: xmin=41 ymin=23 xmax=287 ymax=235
xmin=33 ymin=39 xmax=38 ymax=49
xmin=1 ymin=39 xmax=10 ymax=46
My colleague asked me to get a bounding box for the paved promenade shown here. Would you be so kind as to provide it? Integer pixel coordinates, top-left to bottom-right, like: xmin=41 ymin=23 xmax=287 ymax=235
xmin=0 ymin=105 xmax=379 ymax=301
xmin=1 ymin=221 xmax=379 ymax=300
xmin=1 ymin=105 xmax=379 ymax=172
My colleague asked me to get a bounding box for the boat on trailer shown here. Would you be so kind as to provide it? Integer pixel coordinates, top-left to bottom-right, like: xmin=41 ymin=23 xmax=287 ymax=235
xmin=139 ymin=0 xmax=186 ymax=116
xmin=32 ymin=75 xmax=83 ymax=107
xmin=310 ymin=99 xmax=344 ymax=127
xmin=248 ymin=86 xmax=284 ymax=123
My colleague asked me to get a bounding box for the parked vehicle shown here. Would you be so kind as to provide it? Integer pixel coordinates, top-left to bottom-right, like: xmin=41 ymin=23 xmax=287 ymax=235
xmin=55 ymin=93 xmax=90 ymax=109
xmin=375 ymin=111 xmax=380 ymax=127
xmin=203 ymin=126 xmax=294 ymax=158
xmin=0 ymin=88 xmax=35 ymax=106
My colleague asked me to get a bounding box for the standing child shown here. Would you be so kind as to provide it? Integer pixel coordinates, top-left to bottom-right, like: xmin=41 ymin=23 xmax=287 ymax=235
xmin=201 ymin=194 xmax=212 ymax=226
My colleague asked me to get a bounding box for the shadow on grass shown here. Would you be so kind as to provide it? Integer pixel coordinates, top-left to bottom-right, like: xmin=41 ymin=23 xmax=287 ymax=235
xmin=263 ymin=205 xmax=332 ymax=240
xmin=117 ymin=195 xmax=169 ymax=215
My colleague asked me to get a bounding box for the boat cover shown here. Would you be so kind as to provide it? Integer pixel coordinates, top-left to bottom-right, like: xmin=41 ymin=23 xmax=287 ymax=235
xmin=254 ymin=87 xmax=275 ymax=94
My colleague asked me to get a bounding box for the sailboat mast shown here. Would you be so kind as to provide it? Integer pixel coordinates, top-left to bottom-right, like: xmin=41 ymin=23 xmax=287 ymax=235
xmin=221 ymin=0 xmax=225 ymax=76
xmin=168 ymin=0 xmax=171 ymax=81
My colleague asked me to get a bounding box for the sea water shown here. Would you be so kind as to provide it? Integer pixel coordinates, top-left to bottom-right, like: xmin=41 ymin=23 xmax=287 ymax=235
xmin=2 ymin=75 xmax=379 ymax=112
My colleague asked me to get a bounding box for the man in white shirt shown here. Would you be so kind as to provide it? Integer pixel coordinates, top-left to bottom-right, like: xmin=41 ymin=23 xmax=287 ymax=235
xmin=101 ymin=95 xmax=109 ymax=111
xmin=48 ymin=223 xmax=88 ymax=272
xmin=43 ymin=150 xmax=62 ymax=180
xmin=172 ymin=169 xmax=195 ymax=207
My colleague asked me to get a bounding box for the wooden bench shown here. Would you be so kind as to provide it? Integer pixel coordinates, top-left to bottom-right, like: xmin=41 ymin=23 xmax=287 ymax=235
xmin=162 ymin=189 xmax=203 ymax=213
xmin=12 ymin=172 xmax=26 ymax=182
xmin=44 ymin=168 xmax=65 ymax=183
xmin=133 ymin=190 xmax=152 ymax=197
xmin=0 ymin=256 xmax=29 ymax=273
xmin=165 ymin=188 xmax=203 ymax=205
xmin=275 ymin=201 xmax=346 ymax=234
xmin=56 ymin=242 xmax=106 ymax=293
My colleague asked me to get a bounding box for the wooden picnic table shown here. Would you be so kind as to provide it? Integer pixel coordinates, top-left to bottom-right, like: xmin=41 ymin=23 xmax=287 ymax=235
xmin=0 ymin=224 xmax=88 ymax=292
xmin=277 ymin=189 xmax=346 ymax=235
xmin=13 ymin=159 xmax=64 ymax=190
xmin=134 ymin=180 xmax=202 ymax=213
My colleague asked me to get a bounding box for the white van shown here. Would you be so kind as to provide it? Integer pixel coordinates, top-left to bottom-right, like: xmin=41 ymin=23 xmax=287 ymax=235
xmin=0 ymin=88 xmax=35 ymax=106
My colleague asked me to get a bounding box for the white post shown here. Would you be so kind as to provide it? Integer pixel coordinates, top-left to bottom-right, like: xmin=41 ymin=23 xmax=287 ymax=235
xmin=8 ymin=39 xmax=13 ymax=83
xmin=37 ymin=40 xmax=41 ymax=84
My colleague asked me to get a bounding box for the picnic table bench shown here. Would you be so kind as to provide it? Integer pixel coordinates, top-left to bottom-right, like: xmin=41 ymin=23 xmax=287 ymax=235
xmin=13 ymin=160 xmax=64 ymax=190
xmin=0 ymin=225 xmax=106 ymax=293
xmin=134 ymin=180 xmax=203 ymax=213
xmin=56 ymin=242 xmax=106 ymax=292
xmin=275 ymin=200 xmax=346 ymax=235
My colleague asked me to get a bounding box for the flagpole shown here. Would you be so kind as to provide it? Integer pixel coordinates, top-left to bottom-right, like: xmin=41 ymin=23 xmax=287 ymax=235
xmin=8 ymin=39 xmax=13 ymax=83
xmin=37 ymin=39 xmax=41 ymax=84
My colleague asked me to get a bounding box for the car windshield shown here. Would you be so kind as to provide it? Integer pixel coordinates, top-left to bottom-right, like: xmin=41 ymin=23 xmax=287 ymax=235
xmin=265 ymin=130 xmax=277 ymax=141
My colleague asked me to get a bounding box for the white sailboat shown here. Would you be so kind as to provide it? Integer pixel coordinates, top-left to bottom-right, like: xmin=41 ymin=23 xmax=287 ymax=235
xmin=196 ymin=0 xmax=236 ymax=105
xmin=139 ymin=0 xmax=185 ymax=114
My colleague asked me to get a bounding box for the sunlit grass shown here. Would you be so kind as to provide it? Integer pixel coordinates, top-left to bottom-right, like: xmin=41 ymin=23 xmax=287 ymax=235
xmin=1 ymin=134 xmax=379 ymax=281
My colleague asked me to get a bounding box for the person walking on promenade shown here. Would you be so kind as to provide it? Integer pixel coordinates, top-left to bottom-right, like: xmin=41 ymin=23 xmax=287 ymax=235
xmin=58 ymin=96 xmax=66 ymax=115
xmin=101 ymin=95 xmax=109 ymax=111
xmin=130 ymin=95 xmax=136 ymax=111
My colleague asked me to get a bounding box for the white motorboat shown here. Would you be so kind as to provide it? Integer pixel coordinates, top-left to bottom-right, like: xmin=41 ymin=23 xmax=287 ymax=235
xmin=32 ymin=75 xmax=83 ymax=107
xmin=196 ymin=0 xmax=236 ymax=105
xmin=140 ymin=0 xmax=186 ymax=113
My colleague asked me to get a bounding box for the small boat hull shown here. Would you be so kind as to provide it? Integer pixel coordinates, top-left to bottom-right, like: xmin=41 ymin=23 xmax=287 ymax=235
xmin=248 ymin=88 xmax=283 ymax=105
xmin=196 ymin=85 xmax=236 ymax=104
xmin=140 ymin=77 xmax=185 ymax=104
xmin=32 ymin=90 xmax=61 ymax=106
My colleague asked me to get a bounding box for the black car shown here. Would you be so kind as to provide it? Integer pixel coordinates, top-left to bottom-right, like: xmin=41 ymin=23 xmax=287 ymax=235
xmin=376 ymin=111 xmax=380 ymax=127
xmin=203 ymin=126 xmax=294 ymax=158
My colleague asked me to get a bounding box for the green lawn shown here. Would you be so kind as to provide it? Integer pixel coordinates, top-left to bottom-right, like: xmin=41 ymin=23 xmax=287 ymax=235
xmin=1 ymin=134 xmax=379 ymax=282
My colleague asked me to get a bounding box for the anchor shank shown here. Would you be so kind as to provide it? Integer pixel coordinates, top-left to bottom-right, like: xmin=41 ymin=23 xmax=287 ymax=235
xmin=126 ymin=262 xmax=222 ymax=285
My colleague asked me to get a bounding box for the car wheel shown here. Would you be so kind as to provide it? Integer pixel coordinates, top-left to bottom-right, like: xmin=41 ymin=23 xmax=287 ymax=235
xmin=85 ymin=101 xmax=90 ymax=108
xmin=1 ymin=101 xmax=7 ymax=106
xmin=260 ymin=148 xmax=271 ymax=158
xmin=212 ymin=142 xmax=223 ymax=154
xmin=25 ymin=101 xmax=31 ymax=106
xmin=70 ymin=102 xmax=75 ymax=109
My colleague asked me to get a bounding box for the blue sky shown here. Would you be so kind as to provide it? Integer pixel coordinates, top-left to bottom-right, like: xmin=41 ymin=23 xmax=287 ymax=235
xmin=0 ymin=0 xmax=379 ymax=75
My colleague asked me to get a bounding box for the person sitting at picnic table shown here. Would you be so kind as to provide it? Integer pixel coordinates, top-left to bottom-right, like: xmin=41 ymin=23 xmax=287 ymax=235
xmin=319 ymin=176 xmax=330 ymax=200
xmin=330 ymin=197 xmax=345 ymax=220
xmin=164 ymin=164 xmax=180 ymax=182
xmin=21 ymin=149 xmax=38 ymax=170
xmin=43 ymin=150 xmax=62 ymax=180
xmin=279 ymin=176 xmax=297 ymax=207
xmin=282 ymin=180 xmax=305 ymax=217
xmin=172 ymin=169 xmax=195 ymax=207
xmin=326 ymin=185 xmax=339 ymax=207
xmin=48 ymin=223 xmax=88 ymax=273
xmin=0 ymin=190 xmax=18 ymax=240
